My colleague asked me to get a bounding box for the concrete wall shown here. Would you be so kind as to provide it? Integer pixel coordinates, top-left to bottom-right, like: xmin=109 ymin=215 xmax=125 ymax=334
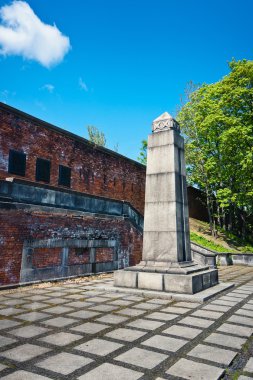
xmin=218 ymin=253 xmax=253 ymax=266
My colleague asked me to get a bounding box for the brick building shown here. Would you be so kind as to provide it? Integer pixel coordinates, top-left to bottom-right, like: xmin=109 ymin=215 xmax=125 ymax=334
xmin=0 ymin=102 xmax=208 ymax=287
xmin=0 ymin=102 xmax=146 ymax=286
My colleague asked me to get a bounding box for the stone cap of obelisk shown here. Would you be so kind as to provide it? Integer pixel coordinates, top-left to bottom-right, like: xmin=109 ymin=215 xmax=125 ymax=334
xmin=152 ymin=112 xmax=180 ymax=133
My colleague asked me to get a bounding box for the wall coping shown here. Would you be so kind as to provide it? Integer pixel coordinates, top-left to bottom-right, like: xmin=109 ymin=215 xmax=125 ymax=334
xmin=0 ymin=179 xmax=144 ymax=231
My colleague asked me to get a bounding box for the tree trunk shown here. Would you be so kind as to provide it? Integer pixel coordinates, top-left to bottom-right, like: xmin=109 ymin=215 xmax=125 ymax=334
xmin=206 ymin=190 xmax=214 ymax=236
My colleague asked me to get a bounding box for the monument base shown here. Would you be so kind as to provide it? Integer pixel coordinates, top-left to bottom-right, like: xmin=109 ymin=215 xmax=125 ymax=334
xmin=114 ymin=264 xmax=219 ymax=295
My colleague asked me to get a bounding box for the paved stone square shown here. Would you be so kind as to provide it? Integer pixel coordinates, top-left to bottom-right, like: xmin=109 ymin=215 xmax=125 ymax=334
xmin=0 ymin=266 xmax=252 ymax=379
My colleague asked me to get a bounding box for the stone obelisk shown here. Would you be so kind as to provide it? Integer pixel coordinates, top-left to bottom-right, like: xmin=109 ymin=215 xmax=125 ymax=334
xmin=141 ymin=112 xmax=191 ymax=269
xmin=114 ymin=112 xmax=218 ymax=294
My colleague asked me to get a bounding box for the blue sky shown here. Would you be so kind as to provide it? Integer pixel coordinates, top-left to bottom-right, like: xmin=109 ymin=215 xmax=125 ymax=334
xmin=0 ymin=0 xmax=252 ymax=160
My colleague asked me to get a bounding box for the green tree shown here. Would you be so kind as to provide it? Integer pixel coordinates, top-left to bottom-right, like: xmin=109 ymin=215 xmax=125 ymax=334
xmin=87 ymin=125 xmax=106 ymax=147
xmin=137 ymin=139 xmax=147 ymax=165
xmin=177 ymin=59 xmax=253 ymax=239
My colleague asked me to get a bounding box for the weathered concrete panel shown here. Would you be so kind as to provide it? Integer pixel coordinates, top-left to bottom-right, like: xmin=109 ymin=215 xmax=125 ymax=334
xmin=114 ymin=270 xmax=137 ymax=288
xmin=138 ymin=272 xmax=163 ymax=291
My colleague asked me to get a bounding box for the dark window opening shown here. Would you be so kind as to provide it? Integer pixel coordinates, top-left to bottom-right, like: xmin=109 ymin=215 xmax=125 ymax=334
xmin=92 ymin=262 xmax=96 ymax=273
xmin=103 ymin=174 xmax=107 ymax=185
xmin=113 ymin=177 xmax=117 ymax=187
xmin=84 ymin=169 xmax=90 ymax=186
xmin=58 ymin=165 xmax=71 ymax=187
xmin=8 ymin=149 xmax=26 ymax=176
xmin=131 ymin=183 xmax=134 ymax=192
xmin=75 ymin=247 xmax=89 ymax=257
xmin=36 ymin=158 xmax=51 ymax=183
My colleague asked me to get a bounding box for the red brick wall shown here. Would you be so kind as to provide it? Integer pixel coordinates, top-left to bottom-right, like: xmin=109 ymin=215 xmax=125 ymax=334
xmin=32 ymin=247 xmax=62 ymax=268
xmin=0 ymin=106 xmax=146 ymax=214
xmin=96 ymin=248 xmax=114 ymax=262
xmin=0 ymin=208 xmax=143 ymax=286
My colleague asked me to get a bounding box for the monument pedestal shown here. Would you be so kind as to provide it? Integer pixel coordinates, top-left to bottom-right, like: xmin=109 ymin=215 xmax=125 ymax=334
xmin=114 ymin=112 xmax=231 ymax=298
xmin=114 ymin=266 xmax=218 ymax=294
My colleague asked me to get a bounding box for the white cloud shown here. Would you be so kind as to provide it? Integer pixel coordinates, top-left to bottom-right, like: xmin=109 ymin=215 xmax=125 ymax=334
xmin=79 ymin=77 xmax=88 ymax=91
xmin=0 ymin=1 xmax=71 ymax=68
xmin=41 ymin=84 xmax=54 ymax=93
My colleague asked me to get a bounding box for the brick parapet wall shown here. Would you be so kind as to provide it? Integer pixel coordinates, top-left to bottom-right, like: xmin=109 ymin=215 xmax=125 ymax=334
xmin=0 ymin=207 xmax=143 ymax=285
xmin=0 ymin=104 xmax=146 ymax=214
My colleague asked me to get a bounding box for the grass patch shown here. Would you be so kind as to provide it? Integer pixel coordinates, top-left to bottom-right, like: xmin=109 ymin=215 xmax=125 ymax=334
xmin=190 ymin=232 xmax=231 ymax=252
xmin=190 ymin=218 xmax=253 ymax=253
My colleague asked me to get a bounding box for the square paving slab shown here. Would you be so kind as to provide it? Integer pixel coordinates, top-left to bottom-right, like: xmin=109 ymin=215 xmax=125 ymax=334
xmin=202 ymin=304 xmax=231 ymax=312
xmin=0 ymin=299 xmax=26 ymax=306
xmin=188 ymin=343 xmax=237 ymax=365
xmin=244 ymin=357 xmax=253 ymax=373
xmin=1 ymin=370 xmax=52 ymax=379
xmin=127 ymin=318 xmax=165 ymax=330
xmin=0 ymin=343 xmax=50 ymax=362
xmin=236 ymin=309 xmax=253 ymax=317
xmin=66 ymin=301 xmax=94 ymax=308
xmin=145 ymin=312 xmax=178 ymax=321
xmin=0 ymin=336 xmax=17 ymax=348
xmin=191 ymin=310 xmax=223 ymax=319
xmin=46 ymin=305 xmax=74 ymax=314
xmin=21 ymin=302 xmax=49 ymax=310
xmin=115 ymin=347 xmax=167 ymax=369
xmin=162 ymin=325 xmax=202 ymax=339
xmin=161 ymin=306 xmax=191 ymax=314
xmin=16 ymin=312 xmax=49 ymax=321
xmin=36 ymin=352 xmax=93 ymax=375
xmin=166 ymin=358 xmax=225 ymax=380
xmin=105 ymin=328 xmax=147 ymax=342
xmin=217 ymin=323 xmax=253 ymax=337
xmin=179 ymin=316 xmax=215 ymax=328
xmin=39 ymin=331 xmax=83 ymax=346
xmin=71 ymin=322 xmax=109 ymax=334
xmin=117 ymin=308 xmax=146 ymax=317
xmin=204 ymin=332 xmax=247 ymax=350
xmin=77 ymin=363 xmax=143 ymax=380
xmin=174 ymin=302 xmax=200 ymax=309
xmin=142 ymin=334 xmax=188 ymax=352
xmin=0 ymin=319 xmax=21 ymax=330
xmin=95 ymin=314 xmax=128 ymax=324
xmin=147 ymin=299 xmax=172 ymax=305
xmin=10 ymin=325 xmax=50 ymax=338
xmin=227 ymin=315 xmax=253 ymax=327
xmin=242 ymin=304 xmax=253 ymax=311
xmin=212 ymin=300 xmax=237 ymax=307
xmin=0 ymin=308 xmax=23 ymax=316
xmin=41 ymin=316 xmax=76 ymax=327
xmin=88 ymin=304 xmax=118 ymax=312
xmin=87 ymin=297 xmax=111 ymax=303
xmin=133 ymin=302 xmax=161 ymax=310
xmin=108 ymin=299 xmax=134 ymax=306
xmin=75 ymin=338 xmax=123 ymax=356
xmin=67 ymin=310 xmax=100 ymax=319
